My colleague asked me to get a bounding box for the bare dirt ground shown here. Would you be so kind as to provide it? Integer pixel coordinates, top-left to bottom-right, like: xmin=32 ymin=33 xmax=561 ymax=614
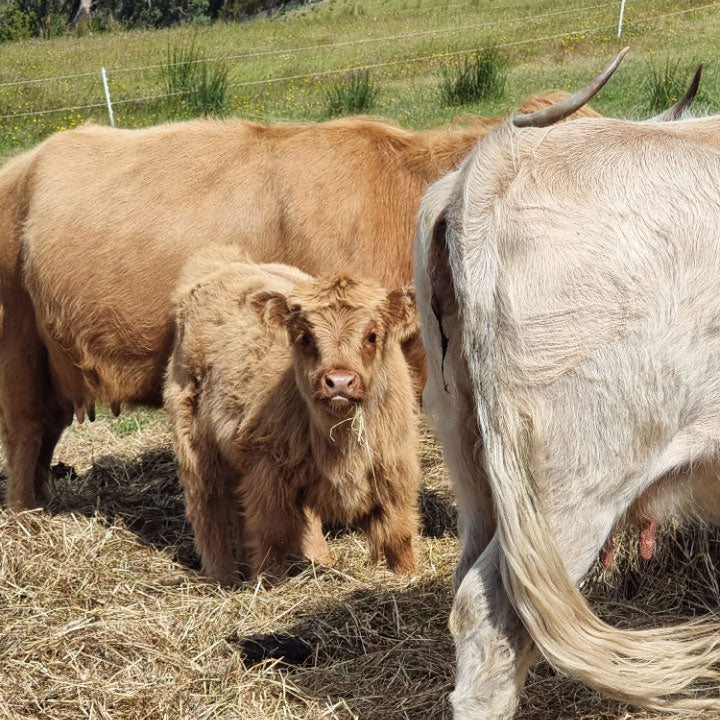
xmin=0 ymin=409 xmax=718 ymax=719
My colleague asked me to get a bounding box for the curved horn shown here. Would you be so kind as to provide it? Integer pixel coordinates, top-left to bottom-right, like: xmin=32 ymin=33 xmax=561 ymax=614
xmin=651 ymin=63 xmax=703 ymax=122
xmin=512 ymin=47 xmax=629 ymax=128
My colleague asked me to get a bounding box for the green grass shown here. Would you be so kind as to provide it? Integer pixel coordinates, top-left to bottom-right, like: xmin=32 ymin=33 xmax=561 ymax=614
xmin=109 ymin=408 xmax=157 ymax=436
xmin=325 ymin=69 xmax=377 ymax=116
xmin=643 ymin=56 xmax=706 ymax=114
xmin=439 ymin=45 xmax=508 ymax=105
xmin=0 ymin=0 xmax=719 ymax=156
xmin=162 ymin=34 xmax=230 ymax=117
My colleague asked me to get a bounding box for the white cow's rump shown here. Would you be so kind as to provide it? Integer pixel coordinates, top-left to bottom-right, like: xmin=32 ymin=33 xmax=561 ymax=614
xmin=415 ymin=116 xmax=720 ymax=718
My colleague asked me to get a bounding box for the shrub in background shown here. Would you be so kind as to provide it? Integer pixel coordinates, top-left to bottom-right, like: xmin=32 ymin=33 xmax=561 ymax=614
xmin=439 ymin=45 xmax=508 ymax=106
xmin=95 ymin=0 xmax=208 ymax=28
xmin=2 ymin=0 xmax=73 ymax=39
xmin=325 ymin=69 xmax=378 ymax=117
xmin=219 ymin=0 xmax=283 ymax=20
xmin=162 ymin=35 xmax=229 ymax=117
xmin=0 ymin=0 xmax=33 ymax=41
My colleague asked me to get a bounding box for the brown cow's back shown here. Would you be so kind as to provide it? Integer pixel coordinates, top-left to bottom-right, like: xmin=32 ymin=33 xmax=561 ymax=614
xmin=19 ymin=95 xmax=598 ymax=408
xmin=20 ymin=118 xmax=431 ymax=405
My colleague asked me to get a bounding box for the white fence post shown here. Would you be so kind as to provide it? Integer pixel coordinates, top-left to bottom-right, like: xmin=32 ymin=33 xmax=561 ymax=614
xmin=101 ymin=66 xmax=115 ymax=128
xmin=617 ymin=0 xmax=626 ymax=37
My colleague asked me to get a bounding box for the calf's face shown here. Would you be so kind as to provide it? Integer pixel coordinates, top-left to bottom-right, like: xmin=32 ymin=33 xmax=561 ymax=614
xmin=253 ymin=275 xmax=418 ymax=417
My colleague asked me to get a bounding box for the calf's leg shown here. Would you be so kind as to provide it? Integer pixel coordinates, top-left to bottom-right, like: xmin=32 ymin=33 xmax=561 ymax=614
xmin=165 ymin=377 xmax=240 ymax=584
xmin=299 ymin=509 xmax=331 ymax=565
xmin=241 ymin=460 xmax=307 ymax=578
xmin=360 ymin=495 xmax=418 ymax=576
xmin=181 ymin=461 xmax=239 ymax=584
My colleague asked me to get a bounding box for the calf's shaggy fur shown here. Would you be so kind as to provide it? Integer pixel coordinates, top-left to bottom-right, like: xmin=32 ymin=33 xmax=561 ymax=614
xmin=164 ymin=250 xmax=420 ymax=583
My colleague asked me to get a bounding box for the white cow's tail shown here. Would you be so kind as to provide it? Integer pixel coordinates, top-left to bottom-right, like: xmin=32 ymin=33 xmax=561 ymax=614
xmin=449 ymin=134 xmax=720 ymax=711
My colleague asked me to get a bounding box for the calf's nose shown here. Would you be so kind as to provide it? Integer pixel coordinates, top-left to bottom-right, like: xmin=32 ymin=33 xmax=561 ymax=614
xmin=323 ymin=371 xmax=358 ymax=396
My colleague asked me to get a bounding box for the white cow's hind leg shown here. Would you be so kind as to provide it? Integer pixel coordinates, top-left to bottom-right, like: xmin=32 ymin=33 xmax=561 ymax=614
xmin=450 ymin=500 xmax=619 ymax=720
xmin=450 ymin=536 xmax=534 ymax=720
xmin=423 ymin=343 xmax=494 ymax=589
xmin=451 ymin=447 xmax=493 ymax=590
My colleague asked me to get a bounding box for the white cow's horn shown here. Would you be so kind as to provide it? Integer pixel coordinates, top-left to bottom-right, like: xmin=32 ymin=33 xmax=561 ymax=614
xmin=512 ymin=47 xmax=629 ymax=128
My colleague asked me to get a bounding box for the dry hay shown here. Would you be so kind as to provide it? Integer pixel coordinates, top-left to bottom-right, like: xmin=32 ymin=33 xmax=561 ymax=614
xmin=0 ymin=410 xmax=718 ymax=719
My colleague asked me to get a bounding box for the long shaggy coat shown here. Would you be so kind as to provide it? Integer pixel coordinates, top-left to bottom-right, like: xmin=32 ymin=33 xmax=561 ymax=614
xmin=164 ymin=249 xmax=421 ymax=583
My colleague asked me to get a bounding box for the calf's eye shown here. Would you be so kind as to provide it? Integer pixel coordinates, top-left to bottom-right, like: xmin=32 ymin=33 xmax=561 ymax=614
xmin=367 ymin=332 xmax=377 ymax=345
xmin=301 ymin=332 xmax=313 ymax=347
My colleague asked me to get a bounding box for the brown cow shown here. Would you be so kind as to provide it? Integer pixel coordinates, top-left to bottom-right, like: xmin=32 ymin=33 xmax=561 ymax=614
xmin=163 ymin=248 xmax=420 ymax=583
xmin=0 ymin=57 xmax=623 ymax=512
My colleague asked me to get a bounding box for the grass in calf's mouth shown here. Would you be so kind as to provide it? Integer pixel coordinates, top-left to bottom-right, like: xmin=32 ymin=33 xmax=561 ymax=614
xmin=329 ymin=405 xmax=378 ymax=493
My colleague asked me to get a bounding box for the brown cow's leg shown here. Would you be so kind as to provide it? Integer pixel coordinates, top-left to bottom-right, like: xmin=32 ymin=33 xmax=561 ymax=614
xmin=33 ymin=397 xmax=70 ymax=504
xmin=0 ymin=423 xmax=41 ymax=510
xmin=0 ymin=311 xmax=61 ymax=510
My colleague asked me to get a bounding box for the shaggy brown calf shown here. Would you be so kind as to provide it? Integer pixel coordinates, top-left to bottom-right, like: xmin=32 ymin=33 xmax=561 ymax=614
xmin=164 ymin=249 xmax=421 ymax=583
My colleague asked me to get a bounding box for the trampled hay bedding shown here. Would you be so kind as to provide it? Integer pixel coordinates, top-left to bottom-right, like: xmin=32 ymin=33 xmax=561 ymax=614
xmin=0 ymin=410 xmax=718 ymax=719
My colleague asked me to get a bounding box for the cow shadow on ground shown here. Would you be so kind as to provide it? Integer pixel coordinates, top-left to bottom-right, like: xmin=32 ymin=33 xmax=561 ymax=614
xmin=42 ymin=450 xmax=202 ymax=570
xmin=222 ymin=575 xmax=649 ymax=720
xmin=228 ymin=577 xmax=458 ymax=720
xmin=17 ymin=452 xmax=459 ymax=573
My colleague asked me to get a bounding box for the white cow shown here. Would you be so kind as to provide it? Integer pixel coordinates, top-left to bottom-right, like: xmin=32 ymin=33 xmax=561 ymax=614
xmin=415 ymin=114 xmax=720 ymax=718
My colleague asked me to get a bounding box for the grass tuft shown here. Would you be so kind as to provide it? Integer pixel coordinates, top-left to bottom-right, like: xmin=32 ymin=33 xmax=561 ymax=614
xmin=643 ymin=56 xmax=705 ymax=114
xmin=439 ymin=46 xmax=508 ymax=106
xmin=162 ymin=34 xmax=230 ymax=117
xmin=325 ymin=69 xmax=378 ymax=117
xmin=109 ymin=407 xmax=156 ymax=436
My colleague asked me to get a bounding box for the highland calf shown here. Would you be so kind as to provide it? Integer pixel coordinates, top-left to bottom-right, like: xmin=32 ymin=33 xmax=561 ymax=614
xmin=164 ymin=249 xmax=420 ymax=583
xmin=415 ymin=116 xmax=720 ymax=718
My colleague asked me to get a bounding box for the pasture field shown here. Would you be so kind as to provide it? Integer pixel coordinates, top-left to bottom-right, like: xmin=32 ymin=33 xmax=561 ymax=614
xmin=1 ymin=0 xmax=720 ymax=156
xmin=2 ymin=0 xmax=720 ymax=718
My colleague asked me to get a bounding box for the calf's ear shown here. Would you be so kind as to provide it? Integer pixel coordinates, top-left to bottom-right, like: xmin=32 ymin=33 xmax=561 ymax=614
xmin=385 ymin=286 xmax=420 ymax=343
xmin=250 ymin=291 xmax=290 ymax=328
